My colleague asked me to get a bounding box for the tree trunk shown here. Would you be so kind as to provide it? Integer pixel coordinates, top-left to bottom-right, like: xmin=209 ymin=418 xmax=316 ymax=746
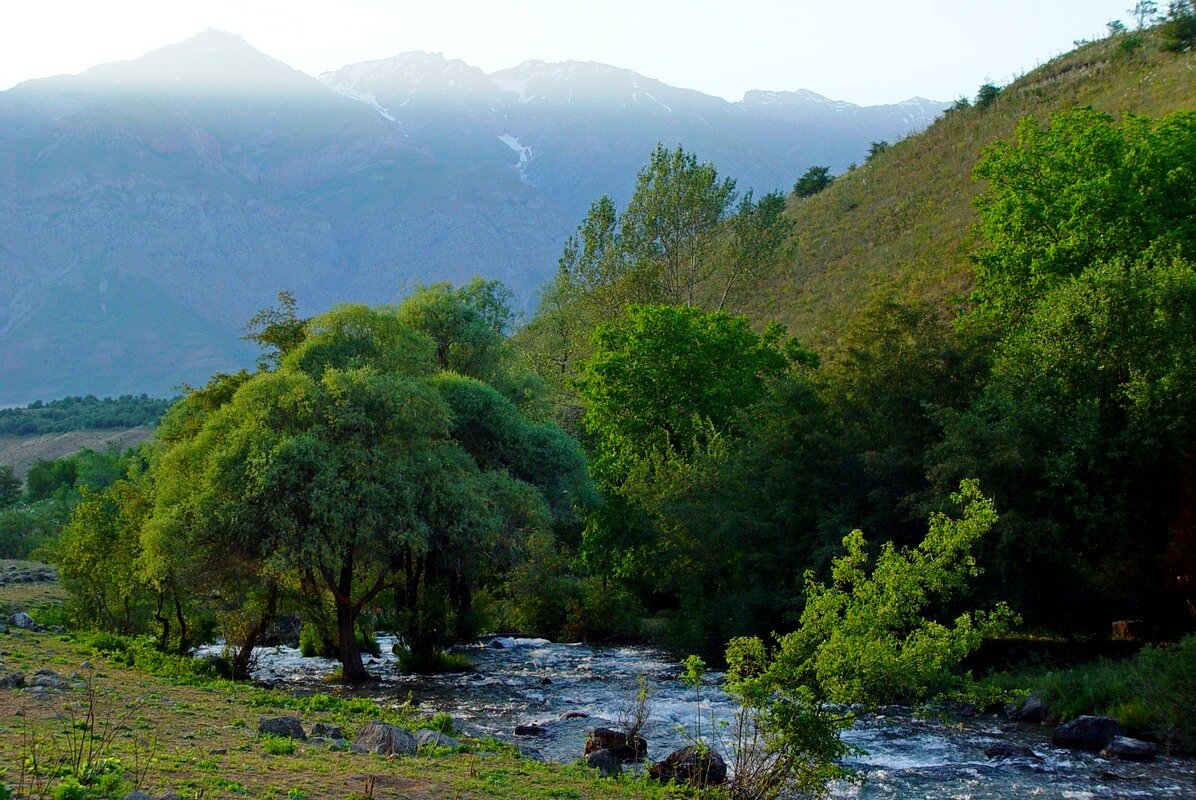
xmin=336 ymin=599 xmax=370 ymax=683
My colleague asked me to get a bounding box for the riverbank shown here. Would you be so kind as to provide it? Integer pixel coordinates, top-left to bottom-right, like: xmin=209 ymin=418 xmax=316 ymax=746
xmin=0 ymin=629 xmax=683 ymax=799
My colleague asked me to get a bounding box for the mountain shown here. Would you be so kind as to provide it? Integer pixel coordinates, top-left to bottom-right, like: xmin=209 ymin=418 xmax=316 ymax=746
xmin=0 ymin=30 xmax=947 ymax=404
xmin=751 ymin=30 xmax=1196 ymax=348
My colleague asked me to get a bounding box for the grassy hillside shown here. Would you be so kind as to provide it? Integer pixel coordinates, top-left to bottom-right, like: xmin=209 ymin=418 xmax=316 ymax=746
xmin=758 ymin=30 xmax=1196 ymax=347
xmin=0 ymin=426 xmax=155 ymax=479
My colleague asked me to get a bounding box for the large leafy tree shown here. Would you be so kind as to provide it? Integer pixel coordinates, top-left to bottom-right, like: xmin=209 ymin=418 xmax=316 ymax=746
xmin=933 ymin=253 xmax=1196 ymax=627
xmin=971 ymin=109 xmax=1196 ymax=324
xmin=575 ymin=305 xmax=812 ymax=649
xmin=133 ymin=288 xmax=590 ymax=681
xmin=521 ymin=146 xmax=793 ymax=410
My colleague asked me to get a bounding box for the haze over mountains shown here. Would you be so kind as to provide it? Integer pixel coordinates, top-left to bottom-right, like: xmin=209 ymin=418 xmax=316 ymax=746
xmin=0 ymin=29 xmax=947 ymax=404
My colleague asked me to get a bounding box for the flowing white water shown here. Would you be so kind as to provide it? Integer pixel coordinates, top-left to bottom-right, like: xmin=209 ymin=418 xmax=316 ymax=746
xmin=197 ymin=636 xmax=1196 ymax=799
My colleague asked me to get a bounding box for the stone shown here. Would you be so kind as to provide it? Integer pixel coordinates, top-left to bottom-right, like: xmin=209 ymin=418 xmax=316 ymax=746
xmin=122 ymin=792 xmax=155 ymax=800
xmin=311 ymin=722 xmax=344 ymax=740
xmin=28 ymin=670 xmax=67 ymax=690
xmin=1052 ymin=716 xmax=1122 ymax=751
xmin=415 ymin=729 xmax=462 ymax=749
xmin=351 ymin=721 xmax=417 ymax=755
xmin=559 ymin=711 xmax=589 ymax=720
xmin=9 ymin=612 xmax=35 ymax=629
xmin=0 ymin=672 xmax=25 ymax=689
xmin=649 ymin=745 xmax=728 ymax=787
xmin=258 ymin=716 xmax=307 ymax=740
xmin=585 ymin=747 xmax=622 ymax=778
xmin=1101 ymin=736 xmax=1158 ymax=762
xmin=985 ymin=742 xmax=1043 ymax=761
xmin=585 ymin=727 xmax=647 ymax=761
xmin=1006 ymin=692 xmax=1050 ymax=723
xmin=514 ymin=723 xmax=547 ymax=737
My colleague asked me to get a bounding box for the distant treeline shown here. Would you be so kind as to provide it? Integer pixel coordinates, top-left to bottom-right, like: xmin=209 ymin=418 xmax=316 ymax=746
xmin=0 ymin=395 xmax=174 ymax=435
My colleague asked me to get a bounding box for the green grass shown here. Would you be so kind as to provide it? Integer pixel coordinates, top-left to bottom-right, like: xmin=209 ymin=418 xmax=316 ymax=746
xmin=750 ymin=27 xmax=1196 ymax=350
xmin=0 ymin=629 xmax=707 ymax=799
xmin=981 ymin=634 xmax=1196 ymax=752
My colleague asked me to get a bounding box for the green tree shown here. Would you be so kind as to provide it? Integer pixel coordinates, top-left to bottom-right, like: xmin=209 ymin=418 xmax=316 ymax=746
xmin=792 ymin=165 xmax=834 ymax=198
xmin=717 ymin=191 xmax=794 ymax=312
xmin=932 ymin=252 xmax=1196 ymax=628
xmin=971 ymin=109 xmax=1196 ymax=323
xmin=59 ymin=479 xmax=153 ymax=634
xmin=620 ymin=144 xmax=739 ymax=305
xmin=0 ymin=466 xmax=19 ymax=508
xmin=396 ymin=278 xmax=516 ymax=380
xmin=975 ymin=83 xmax=1001 ymax=110
xmin=24 ymin=457 xmax=78 ymax=502
xmin=1160 ymin=1 xmax=1196 ymax=51
xmin=774 ymin=480 xmax=1016 ymax=705
xmin=242 ymin=290 xmax=307 ymax=370
xmin=577 ymin=305 xmax=794 ymax=478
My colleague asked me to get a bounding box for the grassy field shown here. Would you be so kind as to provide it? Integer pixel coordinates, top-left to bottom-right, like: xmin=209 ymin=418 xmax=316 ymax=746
xmin=752 ymin=30 xmax=1196 ymax=349
xmin=0 ymin=560 xmax=65 ymax=617
xmin=0 ymin=427 xmax=155 ymax=479
xmin=0 ymin=630 xmax=694 ymax=800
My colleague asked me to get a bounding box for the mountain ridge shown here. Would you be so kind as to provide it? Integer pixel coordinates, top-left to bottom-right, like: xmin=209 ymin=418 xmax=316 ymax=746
xmin=0 ymin=29 xmax=949 ymax=404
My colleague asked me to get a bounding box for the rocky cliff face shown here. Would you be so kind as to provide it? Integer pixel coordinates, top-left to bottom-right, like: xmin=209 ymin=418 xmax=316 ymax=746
xmin=0 ymin=30 xmax=946 ymax=403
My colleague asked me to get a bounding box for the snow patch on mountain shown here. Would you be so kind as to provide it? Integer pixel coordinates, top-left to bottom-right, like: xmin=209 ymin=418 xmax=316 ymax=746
xmin=329 ymin=85 xmax=396 ymax=121
xmin=498 ymin=134 xmax=532 ymax=182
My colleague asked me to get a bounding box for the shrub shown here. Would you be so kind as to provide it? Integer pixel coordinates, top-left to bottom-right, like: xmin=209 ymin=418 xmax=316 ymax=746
xmin=260 ymin=735 xmax=298 ymax=755
xmin=975 ymin=83 xmax=1000 ymax=110
xmin=775 ymin=480 xmax=1018 ymax=705
xmin=1161 ymin=1 xmax=1196 ymax=51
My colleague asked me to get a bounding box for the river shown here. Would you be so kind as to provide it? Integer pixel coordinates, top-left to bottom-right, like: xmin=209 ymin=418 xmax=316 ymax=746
xmin=197 ymin=635 xmax=1196 ymax=799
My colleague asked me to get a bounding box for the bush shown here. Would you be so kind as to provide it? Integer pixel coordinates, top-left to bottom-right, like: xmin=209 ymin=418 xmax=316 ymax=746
xmin=1161 ymin=1 xmax=1196 ymax=51
xmin=975 ymin=83 xmax=1000 ymax=110
xmin=1023 ymin=634 xmax=1196 ymax=750
xmin=429 ymin=711 xmax=456 ymax=734
xmin=775 ymin=480 xmax=1018 ymax=705
xmin=298 ymin=622 xmax=324 ymax=657
xmin=74 ymin=631 xmax=219 ymax=686
xmin=260 ymin=734 xmax=298 ymax=755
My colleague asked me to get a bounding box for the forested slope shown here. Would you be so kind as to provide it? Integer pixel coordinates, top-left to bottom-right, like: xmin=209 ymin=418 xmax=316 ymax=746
xmin=761 ymin=29 xmax=1196 ymax=347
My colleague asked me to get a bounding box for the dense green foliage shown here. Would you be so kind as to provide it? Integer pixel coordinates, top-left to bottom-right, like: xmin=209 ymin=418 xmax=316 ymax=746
xmin=517 ymin=105 xmax=1196 ymax=664
xmin=58 ymin=286 xmax=593 ymax=682
xmin=971 ymin=109 xmax=1196 ymax=323
xmin=0 ymin=447 xmax=127 ymax=559
xmin=774 ymin=481 xmax=1016 ymax=704
xmin=0 ymin=395 xmax=172 ymax=435
xmin=791 ymin=166 xmax=834 ymax=198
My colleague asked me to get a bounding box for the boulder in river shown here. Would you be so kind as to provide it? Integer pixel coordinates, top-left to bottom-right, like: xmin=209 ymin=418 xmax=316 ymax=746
xmin=585 ymin=748 xmax=622 ymax=778
xmin=1052 ymin=716 xmax=1122 ymax=751
xmin=1101 ymin=736 xmax=1158 ymax=762
xmin=352 ymin=721 xmax=416 ymax=755
xmin=1006 ymin=692 xmax=1050 ymax=723
xmin=649 ymin=745 xmax=728 ymax=787
xmin=258 ymin=716 xmax=307 ymax=740
xmin=985 ymin=742 xmax=1044 ymax=761
xmin=514 ymin=723 xmax=547 ymax=737
xmin=585 ymin=727 xmax=647 ymax=761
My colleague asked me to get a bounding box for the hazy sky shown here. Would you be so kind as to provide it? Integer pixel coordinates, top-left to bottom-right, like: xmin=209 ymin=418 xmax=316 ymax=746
xmin=0 ymin=1 xmax=1137 ymax=105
